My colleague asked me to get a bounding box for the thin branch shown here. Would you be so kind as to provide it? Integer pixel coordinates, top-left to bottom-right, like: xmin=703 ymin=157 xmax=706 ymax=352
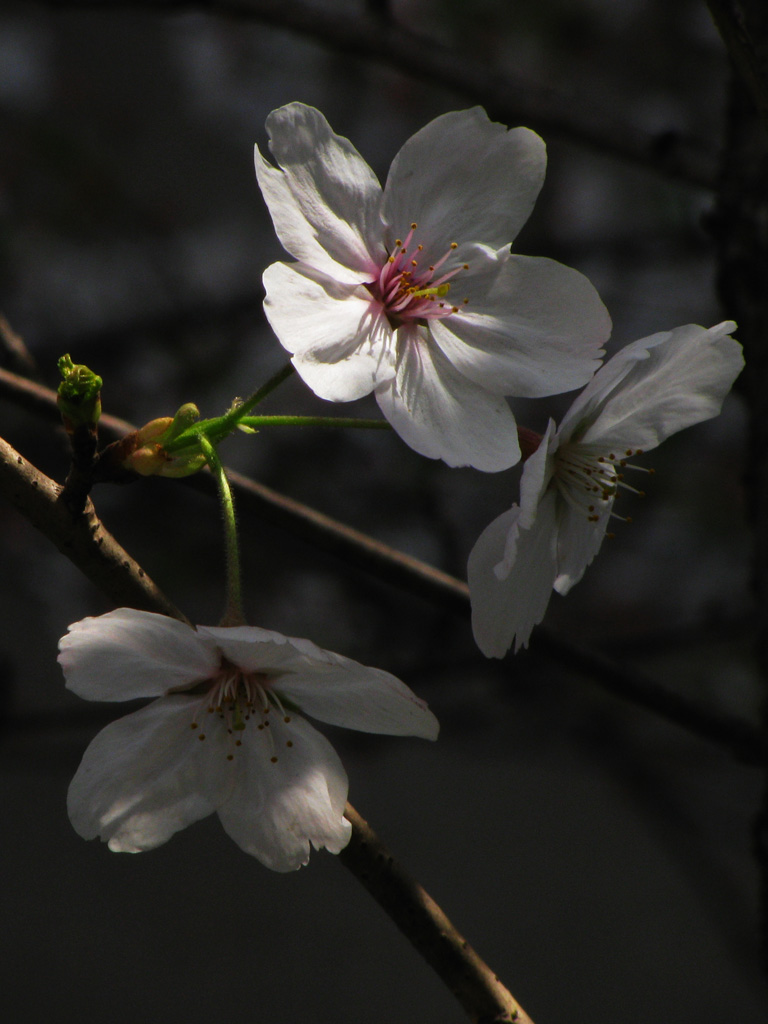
xmin=0 ymin=433 xmax=188 ymax=621
xmin=0 ymin=314 xmax=38 ymax=378
xmin=0 ymin=429 xmax=531 ymax=1024
xmin=340 ymin=804 xmax=532 ymax=1024
xmin=0 ymin=363 xmax=763 ymax=763
xmin=27 ymin=0 xmax=716 ymax=189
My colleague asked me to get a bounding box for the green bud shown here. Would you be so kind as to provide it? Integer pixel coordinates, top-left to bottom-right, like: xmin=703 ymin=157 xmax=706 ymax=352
xmin=57 ymin=354 xmax=103 ymax=431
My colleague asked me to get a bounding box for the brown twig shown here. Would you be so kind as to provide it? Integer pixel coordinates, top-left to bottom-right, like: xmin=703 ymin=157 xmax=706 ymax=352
xmin=0 ymin=433 xmax=188 ymax=620
xmin=340 ymin=804 xmax=532 ymax=1024
xmin=0 ymin=314 xmax=38 ymax=378
xmin=0 ymin=363 xmax=763 ymax=763
xmin=26 ymin=0 xmax=716 ymax=188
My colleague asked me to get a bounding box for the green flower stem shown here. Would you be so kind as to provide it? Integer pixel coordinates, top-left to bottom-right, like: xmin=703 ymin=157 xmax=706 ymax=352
xmin=197 ymin=434 xmax=244 ymax=626
xmin=220 ymin=360 xmax=296 ymax=424
xmin=239 ymin=415 xmax=391 ymax=430
xmin=164 ymin=362 xmax=295 ymax=454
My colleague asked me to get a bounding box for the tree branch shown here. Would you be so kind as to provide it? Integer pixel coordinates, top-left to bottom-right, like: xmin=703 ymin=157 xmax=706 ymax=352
xmin=0 ymin=363 xmax=763 ymax=764
xmin=26 ymin=0 xmax=717 ymax=188
xmin=340 ymin=804 xmax=533 ymax=1024
xmin=0 ymin=433 xmax=188 ymax=621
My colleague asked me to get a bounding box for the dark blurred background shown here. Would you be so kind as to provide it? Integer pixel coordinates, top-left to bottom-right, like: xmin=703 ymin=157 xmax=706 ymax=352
xmin=1 ymin=1 xmax=764 ymax=1022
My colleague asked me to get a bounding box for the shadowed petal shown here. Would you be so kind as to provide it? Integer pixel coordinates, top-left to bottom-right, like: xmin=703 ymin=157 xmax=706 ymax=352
xmin=217 ymin=715 xmax=351 ymax=871
xmin=59 ymin=609 xmax=220 ymax=702
xmin=554 ymin=504 xmax=612 ymax=596
xmin=468 ymin=493 xmax=559 ymax=657
xmin=67 ymin=697 xmax=226 ymax=852
xmin=576 ymin=321 xmax=743 ymax=452
xmin=278 ymin=660 xmax=439 ymax=739
xmin=199 ymin=626 xmax=438 ymax=739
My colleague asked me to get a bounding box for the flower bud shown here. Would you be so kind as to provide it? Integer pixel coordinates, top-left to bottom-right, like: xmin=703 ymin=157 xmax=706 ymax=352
xmin=57 ymin=354 xmax=102 ymax=433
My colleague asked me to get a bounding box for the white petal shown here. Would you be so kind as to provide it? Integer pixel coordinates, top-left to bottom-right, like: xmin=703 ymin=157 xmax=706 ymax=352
xmin=468 ymin=492 xmax=559 ymax=657
xmin=58 ymin=609 xmax=220 ymax=702
xmin=67 ymin=697 xmax=224 ymax=853
xmin=198 ymin=626 xmax=438 ymax=739
xmin=576 ymin=322 xmax=743 ymax=452
xmin=257 ymin=102 xmax=384 ymax=281
xmin=375 ymin=326 xmax=520 ymax=471
xmin=431 ymin=255 xmax=609 ymax=397
xmin=382 ymin=108 xmax=546 ymax=257
xmin=554 ymin=504 xmax=611 ymax=595
xmin=518 ymin=419 xmax=557 ymax=531
xmin=199 ymin=624 xmax=341 ymax=676
xmin=262 ymin=261 xmax=395 ymax=401
xmin=217 ymin=715 xmax=351 ymax=871
xmin=277 ymin=660 xmax=439 ymax=740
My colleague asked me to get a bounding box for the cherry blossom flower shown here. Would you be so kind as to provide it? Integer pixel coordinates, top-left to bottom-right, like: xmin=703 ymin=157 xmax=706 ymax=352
xmin=255 ymin=102 xmax=611 ymax=471
xmin=467 ymin=321 xmax=743 ymax=656
xmin=59 ymin=609 xmax=438 ymax=870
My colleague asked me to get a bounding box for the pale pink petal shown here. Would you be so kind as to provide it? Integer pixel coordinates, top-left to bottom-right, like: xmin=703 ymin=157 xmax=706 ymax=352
xmin=382 ymin=108 xmax=546 ymax=257
xmin=58 ymin=609 xmax=220 ymax=702
xmin=258 ymin=102 xmax=384 ymax=279
xmin=518 ymin=419 xmax=557 ymax=531
xmin=431 ymin=255 xmax=609 ymax=397
xmin=577 ymin=322 xmax=743 ymax=453
xmin=263 ymin=261 xmax=395 ymax=401
xmin=277 ymin=660 xmax=439 ymax=739
xmin=554 ymin=504 xmax=612 ymax=595
xmin=217 ymin=715 xmax=351 ymax=871
xmin=468 ymin=493 xmax=559 ymax=657
xmin=67 ymin=697 xmax=225 ymax=853
xmin=199 ymin=626 xmax=334 ymax=679
xmin=255 ymin=145 xmax=371 ymax=286
xmin=375 ymin=326 xmax=520 ymax=471
xmin=199 ymin=626 xmax=438 ymax=739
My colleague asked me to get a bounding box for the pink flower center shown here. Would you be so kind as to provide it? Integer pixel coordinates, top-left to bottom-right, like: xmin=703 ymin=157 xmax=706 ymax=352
xmin=188 ymin=661 xmax=294 ymax=764
xmin=368 ymin=222 xmax=469 ymax=326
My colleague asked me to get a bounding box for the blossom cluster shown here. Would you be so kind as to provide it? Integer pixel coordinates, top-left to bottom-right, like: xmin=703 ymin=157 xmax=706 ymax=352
xmin=59 ymin=102 xmax=743 ymax=872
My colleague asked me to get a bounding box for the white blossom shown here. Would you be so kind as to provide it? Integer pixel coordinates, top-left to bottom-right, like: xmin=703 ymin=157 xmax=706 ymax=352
xmin=468 ymin=322 xmax=744 ymax=656
xmin=59 ymin=609 xmax=438 ymax=870
xmin=255 ymin=102 xmax=611 ymax=471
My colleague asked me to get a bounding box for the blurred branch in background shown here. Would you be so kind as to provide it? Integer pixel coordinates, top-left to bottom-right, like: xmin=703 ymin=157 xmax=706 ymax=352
xmin=25 ymin=0 xmax=718 ymax=188
xmin=708 ymin=0 xmax=768 ymax=127
xmin=0 ymin=357 xmax=763 ymax=765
